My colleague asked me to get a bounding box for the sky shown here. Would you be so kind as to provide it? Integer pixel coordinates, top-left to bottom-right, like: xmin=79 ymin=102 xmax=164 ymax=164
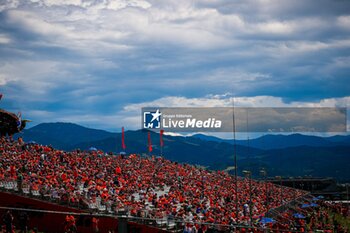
xmin=0 ymin=0 xmax=349 ymax=133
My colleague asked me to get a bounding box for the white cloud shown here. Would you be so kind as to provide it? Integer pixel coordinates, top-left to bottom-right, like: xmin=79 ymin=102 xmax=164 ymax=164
xmin=40 ymin=0 xmax=82 ymax=7
xmin=255 ymin=21 xmax=295 ymax=35
xmin=123 ymin=95 xmax=350 ymax=109
xmin=0 ymin=75 xmax=8 ymax=85
xmin=337 ymin=15 xmax=350 ymax=30
xmin=0 ymin=34 xmax=11 ymax=44
xmin=5 ymin=9 xmax=132 ymax=55
xmin=7 ymin=10 xmax=68 ymax=37
xmin=2 ymin=0 xmax=349 ymax=55
xmin=0 ymin=0 xmax=20 ymax=12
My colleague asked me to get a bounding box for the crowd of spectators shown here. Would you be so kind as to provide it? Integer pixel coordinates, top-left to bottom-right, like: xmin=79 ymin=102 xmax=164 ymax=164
xmin=269 ymin=200 xmax=350 ymax=233
xmin=0 ymin=136 xmax=315 ymax=231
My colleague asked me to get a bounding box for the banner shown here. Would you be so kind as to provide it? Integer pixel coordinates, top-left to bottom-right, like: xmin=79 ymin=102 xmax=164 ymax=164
xmin=121 ymin=127 xmax=126 ymax=150
xmin=148 ymin=131 xmax=152 ymax=153
xmin=160 ymin=129 xmax=164 ymax=147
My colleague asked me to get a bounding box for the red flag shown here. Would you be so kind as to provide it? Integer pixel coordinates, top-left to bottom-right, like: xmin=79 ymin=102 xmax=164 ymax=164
xmin=160 ymin=129 xmax=164 ymax=147
xmin=148 ymin=131 xmax=152 ymax=152
xmin=121 ymin=127 xmax=126 ymax=150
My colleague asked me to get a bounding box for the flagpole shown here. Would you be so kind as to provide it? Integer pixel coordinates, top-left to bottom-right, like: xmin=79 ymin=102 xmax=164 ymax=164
xmin=246 ymin=108 xmax=253 ymax=225
xmin=232 ymin=97 xmax=238 ymax=223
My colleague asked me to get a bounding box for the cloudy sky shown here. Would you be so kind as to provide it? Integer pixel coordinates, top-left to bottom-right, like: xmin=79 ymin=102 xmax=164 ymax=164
xmin=0 ymin=0 xmax=349 ymax=132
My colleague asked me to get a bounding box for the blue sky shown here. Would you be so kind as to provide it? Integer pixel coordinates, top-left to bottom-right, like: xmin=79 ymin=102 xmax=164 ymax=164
xmin=0 ymin=0 xmax=349 ymax=133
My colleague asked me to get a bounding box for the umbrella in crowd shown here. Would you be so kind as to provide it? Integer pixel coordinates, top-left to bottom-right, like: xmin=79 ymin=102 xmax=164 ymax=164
xmin=89 ymin=147 xmax=98 ymax=151
xmin=259 ymin=217 xmax=276 ymax=224
xmin=293 ymin=213 xmax=306 ymax=219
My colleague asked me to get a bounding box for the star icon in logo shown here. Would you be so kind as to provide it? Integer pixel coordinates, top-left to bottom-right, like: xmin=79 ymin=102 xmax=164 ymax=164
xmin=150 ymin=109 xmax=161 ymax=122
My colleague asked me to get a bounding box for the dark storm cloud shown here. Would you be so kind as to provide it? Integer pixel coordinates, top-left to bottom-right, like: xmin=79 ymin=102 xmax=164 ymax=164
xmin=0 ymin=0 xmax=349 ymax=130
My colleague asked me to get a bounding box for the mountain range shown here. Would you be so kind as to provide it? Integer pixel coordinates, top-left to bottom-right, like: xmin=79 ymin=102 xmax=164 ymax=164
xmin=193 ymin=133 xmax=350 ymax=149
xmin=15 ymin=122 xmax=350 ymax=182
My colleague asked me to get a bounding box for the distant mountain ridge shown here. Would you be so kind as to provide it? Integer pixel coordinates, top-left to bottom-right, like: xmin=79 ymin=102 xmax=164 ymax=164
xmin=19 ymin=122 xmax=115 ymax=149
xmin=16 ymin=122 xmax=350 ymax=182
xmin=193 ymin=133 xmax=350 ymax=150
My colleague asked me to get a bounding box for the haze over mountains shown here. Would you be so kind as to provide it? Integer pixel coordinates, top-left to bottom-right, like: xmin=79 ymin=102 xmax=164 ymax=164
xmin=17 ymin=122 xmax=350 ymax=182
xmin=193 ymin=133 xmax=350 ymax=150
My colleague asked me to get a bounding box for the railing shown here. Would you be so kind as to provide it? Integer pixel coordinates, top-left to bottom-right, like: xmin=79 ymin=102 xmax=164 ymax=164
xmin=266 ymin=193 xmax=311 ymax=218
xmin=0 ymin=205 xmax=308 ymax=233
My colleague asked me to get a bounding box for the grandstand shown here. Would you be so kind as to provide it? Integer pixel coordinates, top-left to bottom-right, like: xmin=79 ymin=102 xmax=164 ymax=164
xmin=0 ymin=136 xmax=349 ymax=232
xmin=267 ymin=177 xmax=350 ymax=202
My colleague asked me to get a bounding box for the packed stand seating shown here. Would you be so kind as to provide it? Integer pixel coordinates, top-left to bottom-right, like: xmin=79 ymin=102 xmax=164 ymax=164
xmin=0 ymin=137 xmax=307 ymax=229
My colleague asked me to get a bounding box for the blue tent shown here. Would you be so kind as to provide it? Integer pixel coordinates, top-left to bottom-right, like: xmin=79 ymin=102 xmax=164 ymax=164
xmin=89 ymin=147 xmax=98 ymax=151
xmin=293 ymin=213 xmax=306 ymax=219
xmin=310 ymin=203 xmax=318 ymax=207
xmin=317 ymin=195 xmax=324 ymax=199
xmin=301 ymin=204 xmax=310 ymax=208
xmin=259 ymin=217 xmax=276 ymax=224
